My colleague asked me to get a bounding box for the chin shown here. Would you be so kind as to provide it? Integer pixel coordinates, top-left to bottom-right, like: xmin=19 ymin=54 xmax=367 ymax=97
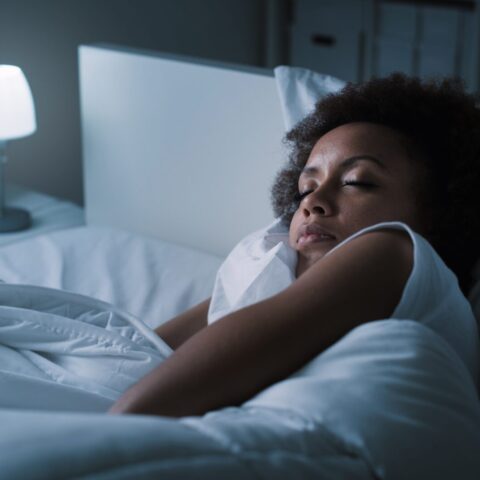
xmin=299 ymin=240 xmax=336 ymax=255
xmin=297 ymin=249 xmax=329 ymax=274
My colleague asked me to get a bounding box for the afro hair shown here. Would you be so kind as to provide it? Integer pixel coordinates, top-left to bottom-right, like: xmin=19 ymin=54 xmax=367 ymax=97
xmin=271 ymin=73 xmax=480 ymax=296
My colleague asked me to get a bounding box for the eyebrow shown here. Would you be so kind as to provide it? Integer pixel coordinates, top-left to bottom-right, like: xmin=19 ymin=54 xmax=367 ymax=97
xmin=300 ymin=155 xmax=386 ymax=176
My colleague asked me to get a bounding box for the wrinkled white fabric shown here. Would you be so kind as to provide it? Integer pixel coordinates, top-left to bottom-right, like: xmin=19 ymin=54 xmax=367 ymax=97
xmin=0 ymin=284 xmax=172 ymax=411
xmin=208 ymin=218 xmax=296 ymax=323
xmin=1 ymin=319 xmax=479 ymax=479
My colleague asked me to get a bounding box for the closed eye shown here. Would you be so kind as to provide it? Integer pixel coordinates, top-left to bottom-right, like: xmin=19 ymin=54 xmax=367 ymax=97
xmin=295 ymin=182 xmax=376 ymax=201
xmin=294 ymin=190 xmax=313 ymax=202
xmin=342 ymin=181 xmax=377 ymax=188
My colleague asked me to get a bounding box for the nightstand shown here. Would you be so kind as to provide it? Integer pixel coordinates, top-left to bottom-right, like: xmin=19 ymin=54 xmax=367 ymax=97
xmin=0 ymin=184 xmax=85 ymax=247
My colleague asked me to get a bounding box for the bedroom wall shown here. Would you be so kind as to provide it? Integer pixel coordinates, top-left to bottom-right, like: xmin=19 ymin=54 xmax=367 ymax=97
xmin=0 ymin=0 xmax=267 ymax=205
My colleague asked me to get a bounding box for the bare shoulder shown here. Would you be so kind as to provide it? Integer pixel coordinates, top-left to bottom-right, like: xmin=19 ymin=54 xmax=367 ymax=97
xmin=319 ymin=227 xmax=413 ymax=284
xmin=278 ymin=228 xmax=413 ymax=333
xmin=338 ymin=227 xmax=414 ymax=267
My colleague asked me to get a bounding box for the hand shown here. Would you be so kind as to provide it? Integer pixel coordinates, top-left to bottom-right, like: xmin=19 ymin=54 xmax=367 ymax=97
xmin=108 ymin=390 xmax=139 ymax=415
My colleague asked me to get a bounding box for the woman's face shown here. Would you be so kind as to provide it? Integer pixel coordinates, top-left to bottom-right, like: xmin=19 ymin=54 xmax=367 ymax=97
xmin=289 ymin=122 xmax=430 ymax=276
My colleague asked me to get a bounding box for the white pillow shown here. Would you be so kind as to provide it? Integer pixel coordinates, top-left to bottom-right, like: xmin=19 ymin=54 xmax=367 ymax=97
xmin=207 ymin=218 xmax=296 ymax=324
xmin=0 ymin=226 xmax=223 ymax=328
xmin=274 ymin=65 xmax=346 ymax=131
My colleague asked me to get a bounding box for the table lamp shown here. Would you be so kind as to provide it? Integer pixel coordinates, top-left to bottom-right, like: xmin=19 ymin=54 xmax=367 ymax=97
xmin=0 ymin=65 xmax=36 ymax=232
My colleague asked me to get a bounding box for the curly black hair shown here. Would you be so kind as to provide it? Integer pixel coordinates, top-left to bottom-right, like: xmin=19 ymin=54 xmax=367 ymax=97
xmin=271 ymin=73 xmax=480 ymax=296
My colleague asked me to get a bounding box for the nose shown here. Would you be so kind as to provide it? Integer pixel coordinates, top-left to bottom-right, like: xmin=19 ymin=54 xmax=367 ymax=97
xmin=301 ymin=188 xmax=332 ymax=217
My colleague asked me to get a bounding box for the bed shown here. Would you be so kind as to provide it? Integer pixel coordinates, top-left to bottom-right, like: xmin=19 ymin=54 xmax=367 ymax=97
xmin=0 ymin=44 xmax=479 ymax=479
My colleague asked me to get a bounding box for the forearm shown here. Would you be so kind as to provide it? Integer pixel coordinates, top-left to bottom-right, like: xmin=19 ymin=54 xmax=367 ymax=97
xmin=154 ymin=298 xmax=210 ymax=350
xmin=109 ymin=295 xmax=322 ymax=417
xmin=109 ymin=228 xmax=412 ymax=417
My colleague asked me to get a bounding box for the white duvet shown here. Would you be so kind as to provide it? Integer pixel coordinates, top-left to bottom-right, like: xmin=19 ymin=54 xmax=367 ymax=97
xmin=0 ymin=283 xmax=479 ymax=479
xmin=0 ymin=284 xmax=171 ymax=412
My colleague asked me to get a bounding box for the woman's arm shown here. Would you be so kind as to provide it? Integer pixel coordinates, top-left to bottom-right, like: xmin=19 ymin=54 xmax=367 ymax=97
xmin=110 ymin=229 xmax=413 ymax=417
xmin=154 ymin=298 xmax=210 ymax=350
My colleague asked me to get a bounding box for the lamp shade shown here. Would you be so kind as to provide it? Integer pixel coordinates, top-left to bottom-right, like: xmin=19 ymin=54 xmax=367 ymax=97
xmin=0 ymin=65 xmax=36 ymax=141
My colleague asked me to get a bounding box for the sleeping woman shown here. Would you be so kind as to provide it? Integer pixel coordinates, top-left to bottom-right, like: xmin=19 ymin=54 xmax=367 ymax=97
xmin=109 ymin=73 xmax=480 ymax=416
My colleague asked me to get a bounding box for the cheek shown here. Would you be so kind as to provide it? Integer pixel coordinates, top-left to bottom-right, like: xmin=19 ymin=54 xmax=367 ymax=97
xmin=343 ymin=194 xmax=415 ymax=229
xmin=372 ymin=191 xmax=415 ymax=218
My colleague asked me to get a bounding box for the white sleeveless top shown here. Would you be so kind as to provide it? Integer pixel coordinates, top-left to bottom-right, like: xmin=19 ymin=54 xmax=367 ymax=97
xmin=208 ymin=220 xmax=480 ymax=384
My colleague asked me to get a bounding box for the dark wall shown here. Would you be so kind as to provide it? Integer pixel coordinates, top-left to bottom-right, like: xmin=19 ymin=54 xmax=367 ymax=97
xmin=0 ymin=0 xmax=266 ymax=204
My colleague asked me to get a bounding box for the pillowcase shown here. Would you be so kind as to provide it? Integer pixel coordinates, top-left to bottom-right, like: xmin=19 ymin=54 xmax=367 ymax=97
xmin=207 ymin=218 xmax=296 ymax=324
xmin=274 ymin=65 xmax=346 ymax=131
xmin=0 ymin=226 xmax=223 ymax=329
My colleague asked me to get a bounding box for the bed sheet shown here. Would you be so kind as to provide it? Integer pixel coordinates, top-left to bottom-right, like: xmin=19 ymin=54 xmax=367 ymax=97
xmin=0 ymin=225 xmax=223 ymax=328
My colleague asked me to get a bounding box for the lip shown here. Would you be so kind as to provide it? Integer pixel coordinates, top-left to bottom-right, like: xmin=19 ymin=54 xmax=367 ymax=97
xmin=297 ymin=223 xmax=336 ymax=246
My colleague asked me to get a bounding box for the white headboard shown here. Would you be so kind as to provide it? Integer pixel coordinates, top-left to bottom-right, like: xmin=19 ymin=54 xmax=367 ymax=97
xmin=79 ymin=44 xmax=285 ymax=257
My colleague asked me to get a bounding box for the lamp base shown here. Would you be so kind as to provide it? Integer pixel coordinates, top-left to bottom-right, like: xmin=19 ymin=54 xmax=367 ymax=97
xmin=0 ymin=207 xmax=31 ymax=233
